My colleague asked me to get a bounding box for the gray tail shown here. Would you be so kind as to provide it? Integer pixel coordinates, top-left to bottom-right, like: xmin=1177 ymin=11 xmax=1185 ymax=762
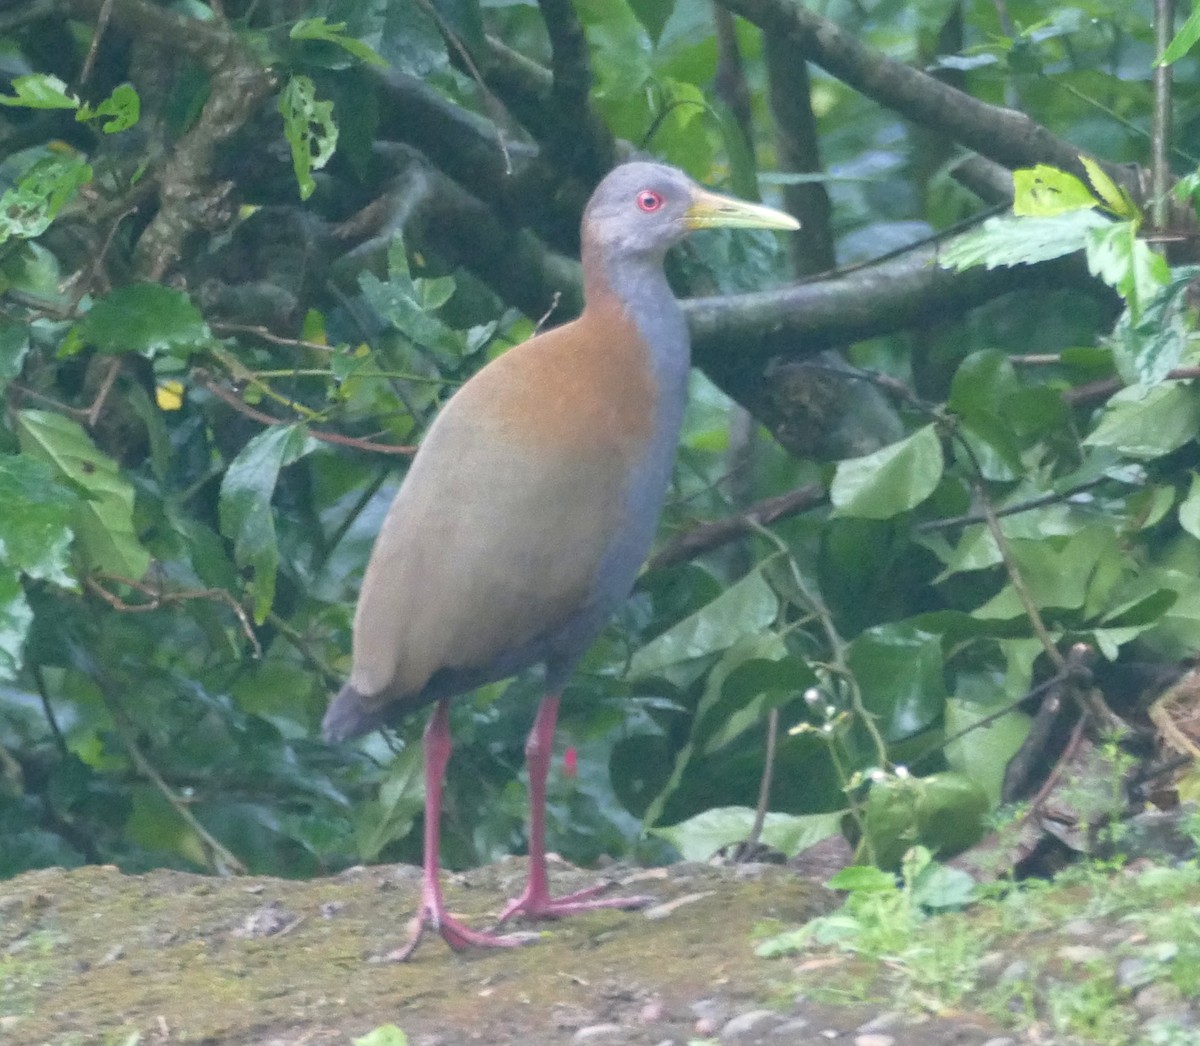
xmin=322 ymin=682 xmax=389 ymax=743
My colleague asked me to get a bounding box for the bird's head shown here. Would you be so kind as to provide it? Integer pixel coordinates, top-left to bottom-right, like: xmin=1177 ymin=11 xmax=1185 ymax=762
xmin=582 ymin=161 xmax=799 ymax=261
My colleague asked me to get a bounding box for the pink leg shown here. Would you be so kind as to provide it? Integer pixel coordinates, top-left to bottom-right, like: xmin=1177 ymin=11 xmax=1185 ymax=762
xmin=496 ymin=694 xmax=653 ymax=925
xmin=389 ymin=699 xmax=535 ymax=961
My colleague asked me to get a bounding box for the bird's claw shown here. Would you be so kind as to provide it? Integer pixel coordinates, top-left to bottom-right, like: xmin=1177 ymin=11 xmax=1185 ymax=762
xmin=495 ymin=881 xmax=655 ymax=926
xmin=385 ymin=905 xmax=538 ymax=961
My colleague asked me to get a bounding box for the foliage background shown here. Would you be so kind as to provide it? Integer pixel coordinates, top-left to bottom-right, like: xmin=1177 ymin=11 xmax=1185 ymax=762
xmin=0 ymin=0 xmax=1198 ymax=880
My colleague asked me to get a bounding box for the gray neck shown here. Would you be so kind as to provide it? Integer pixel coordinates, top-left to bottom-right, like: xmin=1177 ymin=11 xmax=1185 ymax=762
xmin=584 ymin=245 xmax=691 ymax=417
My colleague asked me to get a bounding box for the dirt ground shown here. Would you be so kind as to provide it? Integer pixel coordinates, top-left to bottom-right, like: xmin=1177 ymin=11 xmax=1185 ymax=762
xmin=0 ymin=858 xmax=1025 ymax=1044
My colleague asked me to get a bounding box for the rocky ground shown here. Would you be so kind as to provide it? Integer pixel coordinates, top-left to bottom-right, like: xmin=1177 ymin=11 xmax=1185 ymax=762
xmin=0 ymin=854 xmax=1195 ymax=1045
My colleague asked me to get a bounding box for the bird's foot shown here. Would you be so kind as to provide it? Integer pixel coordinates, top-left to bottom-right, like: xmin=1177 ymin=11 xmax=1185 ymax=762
xmin=495 ymin=880 xmax=654 ymax=926
xmin=386 ymin=904 xmax=540 ymax=962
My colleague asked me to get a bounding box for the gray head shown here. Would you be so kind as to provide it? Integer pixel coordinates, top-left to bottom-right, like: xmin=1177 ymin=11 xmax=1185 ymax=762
xmin=581 ymin=161 xmax=800 ymax=263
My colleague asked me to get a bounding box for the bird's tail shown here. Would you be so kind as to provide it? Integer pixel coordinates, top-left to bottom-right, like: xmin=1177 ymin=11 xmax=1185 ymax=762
xmin=322 ymin=682 xmax=389 ymax=743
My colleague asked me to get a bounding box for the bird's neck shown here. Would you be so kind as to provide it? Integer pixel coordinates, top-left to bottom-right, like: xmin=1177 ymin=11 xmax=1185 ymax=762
xmin=581 ymin=243 xmax=690 ymax=400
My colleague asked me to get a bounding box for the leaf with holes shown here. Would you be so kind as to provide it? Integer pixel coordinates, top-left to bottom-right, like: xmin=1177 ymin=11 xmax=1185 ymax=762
xmin=279 ymin=75 xmax=338 ymax=201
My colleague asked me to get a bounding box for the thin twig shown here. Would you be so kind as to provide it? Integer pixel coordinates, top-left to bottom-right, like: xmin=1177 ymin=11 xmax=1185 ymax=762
xmin=193 ymin=371 xmax=416 ymax=456
xmin=910 ymin=668 xmax=1069 ymax=771
xmin=78 ymin=0 xmax=113 ymax=84
xmin=534 ymin=290 xmax=562 ymax=335
xmin=85 ymin=356 xmax=122 ymax=429
xmin=86 ymin=572 xmax=263 ymax=659
xmin=1152 ymin=0 xmax=1176 ymax=229
xmin=747 ymin=520 xmax=891 ymax=769
xmin=414 ymin=0 xmax=512 ymax=175
xmin=105 ymin=690 xmax=248 ymax=874
xmin=31 ymin=662 xmax=70 ymax=759
xmin=916 ymin=478 xmax=1108 ymax=533
xmin=1064 ymin=367 xmax=1200 ymax=408
xmin=947 ymin=424 xmax=1068 ymax=672
xmin=70 ymin=204 xmax=139 ymax=314
xmin=210 ymin=322 xmax=338 ymax=354
xmin=68 ymin=641 xmax=247 ymax=874
xmin=265 ymin=611 xmax=342 ymax=690
xmin=746 ymin=708 xmax=779 ymax=852
xmin=649 ymin=483 xmax=825 ymax=571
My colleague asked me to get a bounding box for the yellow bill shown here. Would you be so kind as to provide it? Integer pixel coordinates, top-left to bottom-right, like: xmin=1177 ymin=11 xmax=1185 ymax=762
xmin=684 ymin=186 xmax=800 ymax=231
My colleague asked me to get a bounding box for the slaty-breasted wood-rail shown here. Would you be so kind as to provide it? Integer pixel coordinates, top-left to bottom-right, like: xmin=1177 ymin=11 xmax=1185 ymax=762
xmin=324 ymin=161 xmax=799 ymax=959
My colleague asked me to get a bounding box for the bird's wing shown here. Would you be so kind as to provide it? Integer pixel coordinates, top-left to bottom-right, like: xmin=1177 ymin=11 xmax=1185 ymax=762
xmin=347 ymin=319 xmax=656 ymax=711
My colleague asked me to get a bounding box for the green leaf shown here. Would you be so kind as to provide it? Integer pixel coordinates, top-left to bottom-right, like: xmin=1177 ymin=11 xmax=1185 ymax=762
xmin=944 ymin=691 xmax=1031 ymax=806
xmin=702 ymin=642 xmax=817 ymax=753
xmin=1159 ymin=4 xmax=1200 ymax=65
xmin=0 ymin=321 xmax=31 ymax=389
xmin=376 ymin=1 xmax=451 ymax=78
xmin=939 ymin=210 xmax=1110 ymax=271
xmin=1180 ymin=473 xmax=1200 ymax=541
xmin=847 ymin=624 xmax=947 ymax=739
xmin=911 ymin=862 xmax=978 ymax=909
xmin=0 ymin=74 xmax=78 ymax=110
xmin=948 ymin=350 xmax=1021 ymax=418
xmin=0 ymin=454 xmax=77 ymax=587
xmin=829 ymin=864 xmax=896 ymax=892
xmin=629 ymin=568 xmax=778 ymax=679
xmin=628 ymin=0 xmax=675 ymax=44
xmin=76 ymin=83 xmax=140 ymax=133
xmin=15 ymin=410 xmax=149 ymax=578
xmin=218 ymin=424 xmax=315 ymax=623
xmin=651 ymin=807 xmax=842 ymax=861
xmin=1012 ymin=165 xmax=1097 ymax=216
xmin=78 ymin=284 xmax=208 ymax=357
xmin=0 ymin=155 xmax=93 ymax=243
xmin=831 ymin=424 xmax=943 ymax=519
xmin=1084 ymin=383 xmax=1200 ymax=460
xmin=915 ymin=772 xmax=990 ymax=853
xmin=0 ymin=565 xmax=32 ymax=681
xmin=353 ymin=1025 xmax=409 ymax=1046
xmin=1085 ymin=221 xmax=1170 ymax=319
xmin=972 ymin=525 xmax=1122 ymax=621
xmin=1109 ymin=266 xmax=1200 ymax=385
xmin=290 ymin=18 xmax=387 ymax=65
xmin=1079 ymin=156 xmax=1139 ymax=220
xmin=355 ymin=743 xmax=424 ymax=860
xmin=358 ymin=237 xmax=461 ymax=358
xmin=278 ymin=75 xmax=338 ymax=201
xmin=864 ymin=771 xmax=988 ymax=869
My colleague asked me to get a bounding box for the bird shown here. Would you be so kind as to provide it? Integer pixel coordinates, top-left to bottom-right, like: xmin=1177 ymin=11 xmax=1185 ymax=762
xmin=323 ymin=160 xmax=799 ymax=959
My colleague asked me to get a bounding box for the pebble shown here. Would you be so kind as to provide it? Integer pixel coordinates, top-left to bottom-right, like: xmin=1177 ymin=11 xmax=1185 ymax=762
xmin=1057 ymin=944 xmax=1106 ymax=963
xmin=853 ymin=1034 xmax=895 ymax=1046
xmin=997 ymin=959 xmax=1030 ymax=984
xmin=691 ymin=998 xmax=731 ymax=1026
xmin=1062 ymin=917 xmax=1096 ymax=937
xmin=980 ymin=1039 xmax=1017 ymax=1046
xmin=1134 ymin=981 xmax=1186 ymax=1018
xmin=855 ymin=1012 xmax=900 ymax=1033
xmin=638 ymin=999 xmax=665 ymax=1023
xmin=771 ymin=1017 xmax=810 ymax=1036
xmin=643 ymin=891 xmax=716 ymax=920
xmin=1117 ymin=956 xmax=1157 ymax=991
xmin=571 ymin=1023 xmax=624 ymax=1043
xmin=721 ymin=1008 xmax=783 ymax=1039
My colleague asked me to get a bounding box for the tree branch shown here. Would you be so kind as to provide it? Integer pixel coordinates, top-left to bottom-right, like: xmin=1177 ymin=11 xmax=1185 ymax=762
xmin=718 ymin=0 xmax=1138 ymax=191
xmin=649 ymin=482 xmax=826 ymax=570
xmin=764 ymin=33 xmax=835 ymax=276
xmin=536 ymin=0 xmax=616 ymax=182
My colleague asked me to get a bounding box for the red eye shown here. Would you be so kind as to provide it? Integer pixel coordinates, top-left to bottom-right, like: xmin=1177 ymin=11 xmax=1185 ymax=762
xmin=637 ymin=190 xmax=663 ymax=213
